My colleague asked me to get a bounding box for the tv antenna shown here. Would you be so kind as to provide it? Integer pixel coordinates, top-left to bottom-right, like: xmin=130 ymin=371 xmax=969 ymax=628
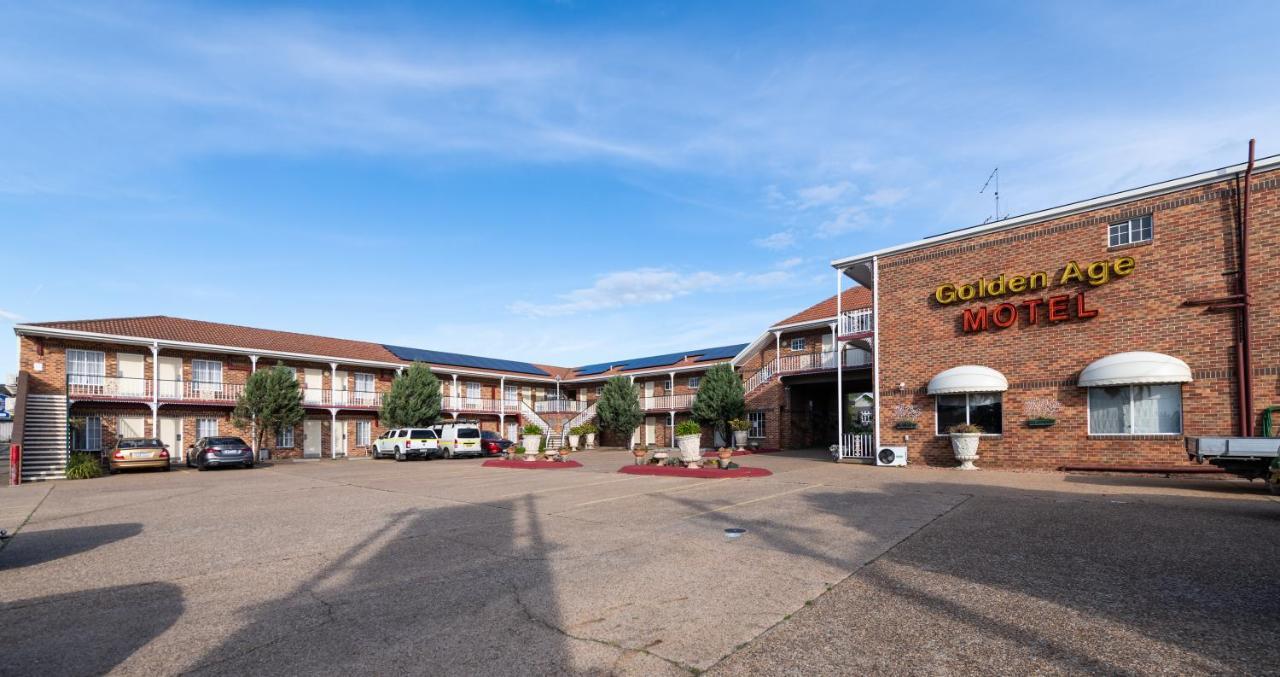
xmin=980 ymin=167 xmax=1002 ymax=224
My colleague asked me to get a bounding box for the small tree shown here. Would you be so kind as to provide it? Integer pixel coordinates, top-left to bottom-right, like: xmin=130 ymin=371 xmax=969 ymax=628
xmin=595 ymin=375 xmax=642 ymax=448
xmin=690 ymin=363 xmax=746 ymax=445
xmin=380 ymin=363 xmax=442 ymax=428
xmin=233 ymin=362 xmax=305 ymax=452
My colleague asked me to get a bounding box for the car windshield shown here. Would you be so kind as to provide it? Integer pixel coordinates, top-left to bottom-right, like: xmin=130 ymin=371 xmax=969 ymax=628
xmin=458 ymin=429 xmax=480 ymax=439
xmin=207 ymin=437 xmax=247 ymax=446
xmin=118 ymin=438 xmax=164 ymax=449
xmin=410 ymin=429 xmax=434 ymax=439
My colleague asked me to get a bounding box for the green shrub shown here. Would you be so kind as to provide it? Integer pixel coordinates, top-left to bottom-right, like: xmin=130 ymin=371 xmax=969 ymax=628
xmin=522 ymin=424 xmax=543 ymax=435
xmin=569 ymin=425 xmax=583 ymax=436
xmin=675 ymin=420 xmax=701 ymax=437
xmin=580 ymin=422 xmax=598 ymax=434
xmin=729 ymin=418 xmax=750 ymax=432
xmin=948 ymin=423 xmax=983 ymax=434
xmin=65 ymin=452 xmax=103 ymax=480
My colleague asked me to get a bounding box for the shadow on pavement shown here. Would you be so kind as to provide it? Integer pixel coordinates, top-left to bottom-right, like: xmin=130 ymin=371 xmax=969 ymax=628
xmin=0 ymin=522 xmax=143 ymax=569
xmin=185 ymin=495 xmax=577 ymax=675
xmin=0 ymin=581 xmax=184 ymax=675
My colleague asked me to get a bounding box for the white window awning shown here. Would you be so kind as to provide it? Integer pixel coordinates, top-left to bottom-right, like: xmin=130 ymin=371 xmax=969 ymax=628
xmin=1078 ymin=351 xmax=1192 ymax=387
xmin=927 ymin=365 xmax=1009 ymax=395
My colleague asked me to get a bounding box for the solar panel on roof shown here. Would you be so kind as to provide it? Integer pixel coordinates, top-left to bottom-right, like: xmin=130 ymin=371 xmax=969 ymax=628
xmin=619 ymin=351 xmax=688 ymax=371
xmin=693 ymin=344 xmax=749 ymax=362
xmin=382 ymin=345 xmax=550 ymax=376
xmin=574 ymin=363 xmax=615 ymax=376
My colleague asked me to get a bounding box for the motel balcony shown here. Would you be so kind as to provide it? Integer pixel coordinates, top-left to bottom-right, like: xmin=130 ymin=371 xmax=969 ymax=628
xmin=742 ymin=348 xmax=873 ymax=393
xmin=443 ymin=396 xmax=522 ymax=415
xmin=641 ymin=394 xmax=694 ymax=411
xmin=301 ymin=388 xmax=383 ymax=409
xmin=68 ymin=376 xmax=246 ymax=405
xmin=533 ymin=399 xmax=588 ymax=414
xmin=838 ymin=309 xmax=874 ymax=337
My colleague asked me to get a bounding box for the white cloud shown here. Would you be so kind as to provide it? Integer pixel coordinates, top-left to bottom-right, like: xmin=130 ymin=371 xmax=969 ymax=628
xmin=865 ymin=187 xmax=908 ymax=207
xmin=796 ymin=181 xmax=854 ymax=209
xmin=0 ymin=308 xmax=24 ymax=322
xmin=509 ymin=267 xmax=792 ymax=318
xmin=817 ymin=205 xmax=868 ymax=238
xmin=753 ymin=230 xmax=796 ymax=250
xmin=777 ymin=256 xmax=804 ymax=269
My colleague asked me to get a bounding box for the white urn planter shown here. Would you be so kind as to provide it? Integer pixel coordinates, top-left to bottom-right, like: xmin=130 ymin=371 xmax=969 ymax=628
xmin=732 ymin=430 xmax=748 ymax=449
xmin=676 ymin=434 xmax=702 ymax=465
xmin=949 ymin=433 xmax=981 ymax=470
xmin=568 ymin=434 xmax=581 ymax=450
xmin=523 ymin=434 xmax=542 ymax=461
xmin=585 ymin=433 xmax=596 ymax=449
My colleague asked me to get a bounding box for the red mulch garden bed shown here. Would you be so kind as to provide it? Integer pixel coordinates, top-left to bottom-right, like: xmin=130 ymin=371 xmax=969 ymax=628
xmin=618 ymin=465 xmax=772 ymax=478
xmin=483 ymin=459 xmax=583 ymax=469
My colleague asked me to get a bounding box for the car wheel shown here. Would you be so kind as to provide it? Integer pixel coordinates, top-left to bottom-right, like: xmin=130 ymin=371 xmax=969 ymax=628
xmin=443 ymin=446 xmax=454 ymax=460
xmin=197 ymin=461 xmax=208 ymax=471
xmin=395 ymin=446 xmax=405 ymax=462
xmin=164 ymin=464 xmax=171 ymax=472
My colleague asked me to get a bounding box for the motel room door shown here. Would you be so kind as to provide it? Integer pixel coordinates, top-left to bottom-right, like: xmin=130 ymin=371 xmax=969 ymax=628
xmin=158 ymin=356 xmax=182 ymax=398
xmin=159 ymin=417 xmax=183 ymax=463
xmin=303 ymin=420 xmax=323 ymax=458
xmin=645 ymin=416 xmax=657 ymax=446
xmin=117 ymin=352 xmax=146 ymax=396
xmin=334 ymin=421 xmax=348 ymax=457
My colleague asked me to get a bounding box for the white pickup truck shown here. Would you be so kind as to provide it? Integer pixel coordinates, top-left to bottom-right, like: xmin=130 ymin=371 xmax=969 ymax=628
xmin=1186 ymin=436 xmax=1280 ymax=494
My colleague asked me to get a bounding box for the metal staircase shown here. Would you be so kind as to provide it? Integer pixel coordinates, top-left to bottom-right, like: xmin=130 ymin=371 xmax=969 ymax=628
xmin=20 ymin=395 xmax=68 ymax=482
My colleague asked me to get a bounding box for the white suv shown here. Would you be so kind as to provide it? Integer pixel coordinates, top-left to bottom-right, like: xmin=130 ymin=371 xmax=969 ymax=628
xmin=432 ymin=421 xmax=483 ymax=458
xmin=373 ymin=428 xmax=441 ymax=461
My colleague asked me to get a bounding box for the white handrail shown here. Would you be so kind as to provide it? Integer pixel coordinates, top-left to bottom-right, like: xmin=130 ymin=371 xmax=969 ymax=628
xmin=840 ymin=309 xmax=873 ymax=335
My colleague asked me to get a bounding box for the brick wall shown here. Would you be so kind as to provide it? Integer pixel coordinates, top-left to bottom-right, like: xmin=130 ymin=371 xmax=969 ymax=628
xmin=874 ymin=170 xmax=1280 ymax=469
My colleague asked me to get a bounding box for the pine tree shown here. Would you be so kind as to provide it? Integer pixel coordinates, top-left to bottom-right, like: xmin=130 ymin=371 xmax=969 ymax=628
xmin=690 ymin=363 xmax=746 ymax=444
xmin=595 ymin=375 xmax=642 ymax=448
xmin=380 ymin=363 xmax=442 ymax=428
xmin=233 ymin=362 xmax=305 ymax=451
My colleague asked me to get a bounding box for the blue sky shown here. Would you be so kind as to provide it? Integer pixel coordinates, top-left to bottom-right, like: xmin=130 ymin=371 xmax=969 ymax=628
xmin=2 ymin=1 xmax=1278 ymax=378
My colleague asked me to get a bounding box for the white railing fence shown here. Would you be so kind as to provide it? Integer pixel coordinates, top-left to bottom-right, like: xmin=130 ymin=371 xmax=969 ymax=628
xmin=839 ymin=309 xmax=874 ymax=335
xmin=534 ymin=399 xmax=587 ymax=414
xmin=443 ymin=396 xmax=518 ymax=413
xmin=641 ymin=394 xmax=693 ymax=411
xmin=835 ymin=432 xmax=874 ymax=461
xmin=68 ymin=375 xmax=152 ymax=399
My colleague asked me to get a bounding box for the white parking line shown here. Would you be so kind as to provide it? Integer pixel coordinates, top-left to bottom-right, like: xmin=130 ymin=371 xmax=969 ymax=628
xmin=487 ymin=475 xmax=640 ymax=500
xmin=561 ymin=479 xmax=726 ymax=510
xmin=681 ymin=484 xmax=812 ymax=519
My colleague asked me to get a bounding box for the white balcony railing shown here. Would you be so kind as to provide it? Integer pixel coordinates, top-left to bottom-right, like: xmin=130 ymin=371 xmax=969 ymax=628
xmin=181 ymin=381 xmax=244 ymax=403
xmin=534 ymin=399 xmax=587 ymax=414
xmin=742 ymin=363 xmax=775 ymax=394
xmin=835 ymin=433 xmax=874 ymax=461
xmin=68 ymin=375 xmax=152 ymax=400
xmin=303 ymin=388 xmax=382 ymax=408
xmin=443 ymin=396 xmax=520 ymax=414
xmin=741 ymin=348 xmax=873 ymax=394
xmin=839 ymin=309 xmax=873 ymax=335
xmin=642 ymin=394 xmax=693 ymax=411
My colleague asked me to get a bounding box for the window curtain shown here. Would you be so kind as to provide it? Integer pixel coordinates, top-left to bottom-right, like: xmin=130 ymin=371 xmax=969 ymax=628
xmin=1089 ymin=386 xmax=1129 ymax=434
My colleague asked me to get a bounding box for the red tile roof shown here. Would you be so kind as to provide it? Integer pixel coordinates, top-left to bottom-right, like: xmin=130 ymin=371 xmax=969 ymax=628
xmin=772 ymin=287 xmax=872 ymax=327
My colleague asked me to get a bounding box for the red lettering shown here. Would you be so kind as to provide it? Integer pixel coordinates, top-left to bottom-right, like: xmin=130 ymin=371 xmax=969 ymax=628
xmin=1023 ymin=298 xmax=1042 ymax=325
xmin=1075 ymin=292 xmax=1099 ymax=319
xmin=991 ymin=303 xmax=1017 ymax=328
xmin=1047 ymin=295 xmax=1070 ymax=322
xmin=962 ymin=307 xmax=988 ymax=332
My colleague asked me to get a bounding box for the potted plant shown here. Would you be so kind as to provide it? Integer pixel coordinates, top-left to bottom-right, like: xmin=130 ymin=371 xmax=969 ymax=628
xmin=947 ymin=423 xmax=983 ymax=470
xmin=675 ymin=420 xmax=702 ymax=466
xmin=581 ymin=422 xmax=598 ymax=449
xmin=545 ymin=444 xmax=560 ymax=460
xmin=558 ymin=445 xmax=570 ymax=461
xmin=632 ymin=443 xmax=648 ymax=465
xmin=511 ymin=445 xmax=525 ymax=461
xmin=729 ymin=419 xmax=750 ymax=449
xmin=522 ymin=424 xmax=543 ymax=460
xmin=568 ymin=425 xmax=582 ymax=450
xmin=1024 ymin=397 xmax=1061 ymax=428
xmin=716 ymin=446 xmax=734 ymax=468
xmin=892 ymin=403 xmax=921 ymax=430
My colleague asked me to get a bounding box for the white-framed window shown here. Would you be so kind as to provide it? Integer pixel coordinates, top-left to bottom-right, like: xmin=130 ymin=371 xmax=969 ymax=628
xmin=789 ymin=337 xmax=806 ymax=351
xmin=748 ymin=411 xmax=766 ymax=438
xmin=67 ymin=349 xmax=106 ymax=386
xmin=504 ymin=385 xmax=519 ymax=401
xmin=465 ymin=381 xmax=481 ymax=399
xmin=859 ymin=410 xmax=873 ymax=425
xmin=196 ymin=417 xmax=219 ymax=439
xmin=192 ymin=360 xmax=223 ymax=390
xmin=688 ymin=376 xmax=701 ymax=389
xmin=935 ymin=393 xmax=1003 ymax=435
xmin=354 ymin=372 xmax=375 ymax=393
xmin=356 ymin=420 xmax=371 ymax=446
xmin=73 ymin=415 xmax=102 ymax=450
xmin=1087 ymin=384 xmax=1182 ymax=435
xmin=1108 ymin=215 xmax=1153 ymax=247
xmin=276 ymin=425 xmax=295 ymax=448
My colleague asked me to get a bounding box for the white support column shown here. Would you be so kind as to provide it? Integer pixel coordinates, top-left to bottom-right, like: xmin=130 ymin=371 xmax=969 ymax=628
xmin=835 ymin=267 xmax=844 ymax=458
xmin=249 ymin=354 xmax=259 ymax=456
xmin=250 ymin=355 xmax=259 ymax=373
xmin=330 ymin=409 xmax=339 ymax=459
xmin=555 ymin=376 xmax=561 ymax=400
xmin=773 ymin=331 xmax=781 ymax=374
xmin=871 ymin=256 xmax=881 ymax=455
xmin=451 ymin=374 xmax=458 ymax=400
xmin=669 ymin=410 xmax=675 ymax=448
xmin=150 ymin=343 xmax=160 ymax=434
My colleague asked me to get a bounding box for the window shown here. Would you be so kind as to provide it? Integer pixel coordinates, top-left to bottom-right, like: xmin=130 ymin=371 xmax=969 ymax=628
xmin=276 ymin=425 xmax=295 ymax=448
xmin=354 ymin=373 xmax=374 ymax=392
xmin=465 ymin=381 xmax=481 ymax=399
xmin=789 ymin=337 xmax=806 ymax=351
xmin=860 ymin=410 xmax=873 ymax=425
xmin=504 ymin=385 xmax=518 ymax=401
xmin=748 ymin=411 xmax=766 ymax=438
xmin=67 ymin=349 xmax=106 ymax=387
xmin=196 ymin=417 xmax=219 ymax=439
xmin=192 ymin=360 xmax=223 ymax=391
xmin=935 ymin=393 xmax=1003 ymax=434
xmin=72 ymin=416 xmax=102 ymax=450
xmin=1108 ymin=215 xmax=1153 ymax=247
xmin=356 ymin=420 xmax=371 ymax=446
xmin=688 ymin=376 xmax=701 ymax=389
xmin=1088 ymin=384 xmax=1182 ymax=435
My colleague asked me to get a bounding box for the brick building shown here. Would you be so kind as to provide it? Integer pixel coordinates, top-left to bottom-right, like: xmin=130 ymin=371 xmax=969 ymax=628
xmin=831 ymin=151 xmax=1279 ymax=469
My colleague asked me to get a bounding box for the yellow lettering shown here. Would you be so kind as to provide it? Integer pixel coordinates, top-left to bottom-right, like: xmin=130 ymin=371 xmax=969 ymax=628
xmin=957 ymin=284 xmax=976 ymax=301
xmin=1028 ymin=272 xmax=1048 ymax=290
xmin=1086 ymin=260 xmax=1110 ymax=286
xmin=1007 ymin=275 xmax=1026 ymax=293
xmin=1059 ymin=261 xmax=1084 ymax=285
xmin=1113 ymin=256 xmax=1136 ymax=276
xmin=935 ymin=284 xmax=957 ymax=304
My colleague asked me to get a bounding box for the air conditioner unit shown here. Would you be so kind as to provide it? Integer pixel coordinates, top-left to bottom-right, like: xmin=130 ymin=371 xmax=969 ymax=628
xmin=876 ymin=446 xmax=907 ymax=467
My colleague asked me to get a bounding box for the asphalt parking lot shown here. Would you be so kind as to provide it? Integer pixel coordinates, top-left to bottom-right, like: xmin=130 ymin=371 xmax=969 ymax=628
xmin=1 ymin=450 xmax=1277 ymax=676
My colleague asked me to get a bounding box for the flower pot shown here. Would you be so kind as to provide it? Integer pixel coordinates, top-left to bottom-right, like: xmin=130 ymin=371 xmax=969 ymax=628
xmin=894 ymin=421 xmax=919 ymax=430
xmin=717 ymin=448 xmax=733 ymax=468
xmin=949 ymin=433 xmax=981 ymax=470
xmin=1026 ymin=418 xmax=1056 ymax=428
xmin=585 ymin=433 xmax=596 ymax=449
xmin=676 ymin=434 xmax=701 ymax=464
xmin=568 ymin=434 xmax=581 ymax=450
xmin=522 ymin=449 xmax=538 ymax=462
xmin=732 ymin=430 xmax=748 ymax=449
xmin=523 ymin=434 xmax=542 ymax=456
xmin=545 ymin=448 xmax=560 ymax=459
